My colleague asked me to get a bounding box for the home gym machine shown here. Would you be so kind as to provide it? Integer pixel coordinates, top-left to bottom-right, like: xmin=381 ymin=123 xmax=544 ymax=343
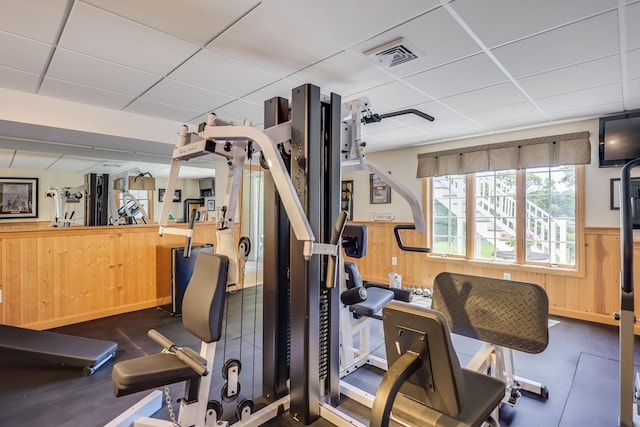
xmin=45 ymin=184 xmax=86 ymax=227
xmin=618 ymin=158 xmax=640 ymax=427
xmin=108 ymin=83 xmax=349 ymax=427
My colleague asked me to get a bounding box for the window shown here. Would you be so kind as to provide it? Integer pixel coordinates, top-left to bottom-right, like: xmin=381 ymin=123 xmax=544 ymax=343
xmin=115 ymin=189 xmax=153 ymax=223
xmin=475 ymin=170 xmax=517 ymax=261
xmin=431 ymin=175 xmax=466 ymax=256
xmin=429 ymin=165 xmax=580 ymax=267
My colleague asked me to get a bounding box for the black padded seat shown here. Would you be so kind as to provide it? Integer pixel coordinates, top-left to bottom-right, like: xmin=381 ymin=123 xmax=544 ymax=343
xmin=111 ymin=252 xmax=228 ymax=398
xmin=344 ymin=261 xmax=394 ymax=318
xmin=349 ymin=287 xmax=394 ymax=318
xmin=0 ymin=324 xmax=117 ymax=375
xmin=391 ymin=369 xmax=505 ymax=427
xmin=112 ymin=353 xmax=200 ymax=397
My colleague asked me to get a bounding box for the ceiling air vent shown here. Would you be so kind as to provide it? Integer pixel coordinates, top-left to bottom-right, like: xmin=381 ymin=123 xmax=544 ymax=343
xmin=364 ymin=38 xmax=420 ymax=68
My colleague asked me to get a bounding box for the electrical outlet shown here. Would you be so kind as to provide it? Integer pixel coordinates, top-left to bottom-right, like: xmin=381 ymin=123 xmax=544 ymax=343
xmin=503 ymin=272 xmax=511 ymax=280
xmin=391 ymin=256 xmax=397 ymax=266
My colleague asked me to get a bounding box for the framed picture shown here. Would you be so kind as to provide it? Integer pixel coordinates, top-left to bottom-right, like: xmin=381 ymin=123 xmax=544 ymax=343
xmin=158 ymin=189 xmax=182 ymax=203
xmin=370 ymin=173 xmax=391 ymax=204
xmin=207 ymin=199 xmax=215 ymax=211
xmin=341 ymin=180 xmax=354 ymax=220
xmin=0 ymin=177 xmax=38 ymax=219
xmin=611 ymin=177 xmax=640 ymax=210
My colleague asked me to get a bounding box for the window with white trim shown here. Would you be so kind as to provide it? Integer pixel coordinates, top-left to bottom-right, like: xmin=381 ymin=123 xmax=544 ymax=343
xmin=430 ymin=165 xmax=579 ymax=267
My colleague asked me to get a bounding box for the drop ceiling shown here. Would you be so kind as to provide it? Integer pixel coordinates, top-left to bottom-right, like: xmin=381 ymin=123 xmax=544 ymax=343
xmin=0 ymin=0 xmax=638 ymax=177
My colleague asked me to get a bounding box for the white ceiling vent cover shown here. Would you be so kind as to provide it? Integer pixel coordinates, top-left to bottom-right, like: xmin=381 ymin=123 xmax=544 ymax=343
xmin=364 ymin=38 xmax=420 ymax=68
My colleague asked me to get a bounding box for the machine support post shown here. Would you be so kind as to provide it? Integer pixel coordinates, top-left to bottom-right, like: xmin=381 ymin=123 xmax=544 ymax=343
xmin=263 ymin=96 xmax=292 ymax=401
xmin=289 ymin=83 xmax=323 ymax=424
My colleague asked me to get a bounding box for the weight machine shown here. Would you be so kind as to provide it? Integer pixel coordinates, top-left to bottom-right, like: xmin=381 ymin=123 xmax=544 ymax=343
xmin=109 ymin=83 xmax=349 ymax=427
xmin=45 ymin=184 xmax=86 ymax=227
xmin=618 ymin=159 xmax=640 ymax=427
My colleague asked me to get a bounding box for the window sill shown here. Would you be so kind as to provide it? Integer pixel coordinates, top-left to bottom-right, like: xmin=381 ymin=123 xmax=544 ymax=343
xmin=427 ymin=253 xmax=584 ymax=278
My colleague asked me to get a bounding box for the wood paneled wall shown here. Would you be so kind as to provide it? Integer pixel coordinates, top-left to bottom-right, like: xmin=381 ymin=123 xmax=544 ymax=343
xmin=0 ymin=223 xmax=218 ymax=330
xmin=349 ymin=222 xmax=634 ymax=330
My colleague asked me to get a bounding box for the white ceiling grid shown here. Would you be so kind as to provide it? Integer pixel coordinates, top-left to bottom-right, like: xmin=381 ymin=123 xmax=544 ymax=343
xmin=0 ymin=0 xmax=637 ymax=177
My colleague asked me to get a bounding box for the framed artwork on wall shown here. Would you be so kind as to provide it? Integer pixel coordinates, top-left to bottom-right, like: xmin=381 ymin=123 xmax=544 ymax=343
xmin=158 ymin=188 xmax=182 ymax=203
xmin=370 ymin=173 xmax=391 ymax=204
xmin=0 ymin=177 xmax=38 ymax=219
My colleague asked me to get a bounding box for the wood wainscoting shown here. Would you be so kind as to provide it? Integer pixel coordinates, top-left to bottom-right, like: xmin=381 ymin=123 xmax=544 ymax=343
xmin=347 ymin=222 xmax=632 ymax=331
xmin=0 ymin=223 xmax=221 ymax=330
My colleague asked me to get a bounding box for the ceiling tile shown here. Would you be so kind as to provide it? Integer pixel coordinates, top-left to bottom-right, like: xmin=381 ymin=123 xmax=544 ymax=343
xmin=211 ymin=100 xmax=263 ymax=126
xmin=404 ymin=53 xmax=508 ymax=99
xmin=287 ymin=51 xmax=394 ymax=97
xmin=519 ymin=55 xmax=622 ymax=99
xmin=125 ymin=98 xmax=201 ymax=122
xmin=0 ymin=66 xmax=40 ymax=93
xmin=46 ymin=156 xmax=105 ymax=173
xmin=83 ymin=0 xmax=258 ymax=45
xmin=262 ymin=0 xmax=439 ymax=47
xmin=59 ymin=2 xmax=199 ymax=74
xmin=360 ymin=125 xmax=427 ymax=149
xmin=142 ymin=78 xmax=234 ymax=113
xmin=627 ymin=2 xmax=640 ymax=50
xmin=536 ymin=83 xmax=623 ymax=116
xmin=47 ymin=48 xmax=160 ymax=96
xmin=0 ymin=149 xmax=16 ymax=168
xmin=492 ymin=11 xmax=620 ymax=78
xmin=0 ymin=31 xmax=51 ymax=74
xmin=353 ymin=6 xmax=481 ymax=78
xmin=546 ymin=101 xmax=623 ymax=121
xmin=206 ymin=3 xmax=342 ymax=78
xmin=169 ymin=50 xmax=278 ymax=98
xmin=346 ymin=81 xmax=431 ymax=114
xmin=11 ymin=151 xmax=61 ymax=169
xmin=629 ymin=49 xmax=640 ymax=80
xmin=241 ymin=79 xmax=300 ymax=105
xmin=628 ymin=78 xmax=640 ymax=101
xmin=414 ymin=115 xmax=487 ymax=138
xmin=452 ymin=0 xmax=617 ymax=48
xmin=440 ymin=82 xmax=528 ymax=114
xmin=467 ymin=102 xmax=547 ymax=127
xmin=40 ymin=77 xmax=135 ymax=109
xmin=0 ymin=0 xmax=68 ymax=43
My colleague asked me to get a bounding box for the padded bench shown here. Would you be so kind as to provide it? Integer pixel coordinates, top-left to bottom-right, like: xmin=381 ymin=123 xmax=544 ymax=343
xmin=0 ymin=324 xmax=118 ymax=375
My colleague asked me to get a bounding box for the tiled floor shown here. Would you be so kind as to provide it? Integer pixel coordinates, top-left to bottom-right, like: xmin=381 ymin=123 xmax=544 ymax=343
xmin=0 ymin=285 xmax=638 ymax=427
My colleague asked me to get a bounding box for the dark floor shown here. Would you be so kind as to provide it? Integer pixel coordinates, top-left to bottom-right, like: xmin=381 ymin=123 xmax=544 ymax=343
xmin=1 ymin=286 xmax=639 ymax=427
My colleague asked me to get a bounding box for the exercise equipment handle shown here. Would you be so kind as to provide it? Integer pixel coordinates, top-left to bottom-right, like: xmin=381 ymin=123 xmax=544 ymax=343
xmin=184 ymin=208 xmax=199 ymax=258
xmin=394 ymin=224 xmax=431 ymax=253
xmin=148 ymin=329 xmax=209 ymax=376
xmin=379 ymin=108 xmax=435 ymax=122
xmin=326 ymin=211 xmax=348 ymax=289
xmin=620 ymin=159 xmax=640 ymax=296
xmin=370 ymin=346 xmax=424 ymax=427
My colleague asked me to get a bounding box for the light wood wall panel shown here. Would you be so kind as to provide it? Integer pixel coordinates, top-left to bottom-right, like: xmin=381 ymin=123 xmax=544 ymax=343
xmin=0 ymin=223 xmax=217 ymax=330
xmin=348 ymin=222 xmax=638 ymax=331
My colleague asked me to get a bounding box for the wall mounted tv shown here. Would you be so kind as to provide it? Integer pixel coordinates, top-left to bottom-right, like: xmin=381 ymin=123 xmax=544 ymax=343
xmin=599 ymin=110 xmax=640 ymax=168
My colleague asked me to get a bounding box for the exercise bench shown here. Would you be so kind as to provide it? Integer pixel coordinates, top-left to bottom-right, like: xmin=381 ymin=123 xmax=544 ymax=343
xmin=0 ymin=324 xmax=117 ymax=376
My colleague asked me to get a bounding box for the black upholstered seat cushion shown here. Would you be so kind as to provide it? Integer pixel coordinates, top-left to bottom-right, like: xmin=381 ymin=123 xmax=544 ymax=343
xmin=392 ymin=368 xmax=505 ymax=427
xmin=349 ymin=287 xmax=394 ymax=318
xmin=112 ymin=352 xmax=199 ymax=397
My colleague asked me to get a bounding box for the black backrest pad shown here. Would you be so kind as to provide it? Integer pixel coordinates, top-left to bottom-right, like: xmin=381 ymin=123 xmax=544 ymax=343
xmin=432 ymin=272 xmax=549 ymax=354
xmin=182 ymin=252 xmax=229 ymax=343
xmin=344 ymin=261 xmax=364 ymax=290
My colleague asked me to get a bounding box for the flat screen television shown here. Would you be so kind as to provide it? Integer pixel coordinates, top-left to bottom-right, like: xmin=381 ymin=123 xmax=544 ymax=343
xmin=599 ymin=110 xmax=640 ymax=167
